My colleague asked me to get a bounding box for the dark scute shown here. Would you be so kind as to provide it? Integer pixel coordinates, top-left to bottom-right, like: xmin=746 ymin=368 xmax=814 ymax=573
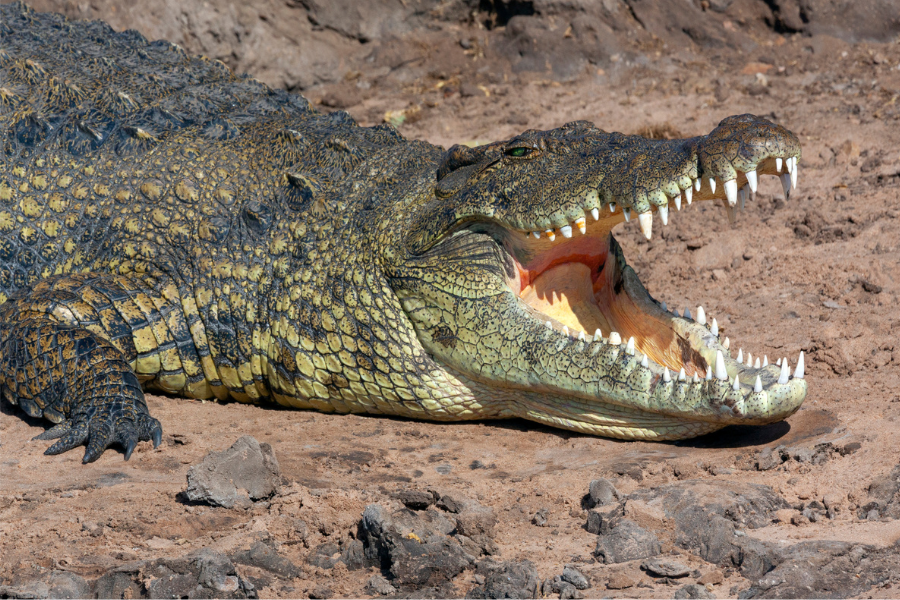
xmin=243 ymin=201 xmax=273 ymax=235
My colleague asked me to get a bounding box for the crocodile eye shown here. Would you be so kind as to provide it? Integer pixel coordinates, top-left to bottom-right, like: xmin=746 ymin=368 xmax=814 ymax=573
xmin=505 ymin=146 xmax=536 ymax=158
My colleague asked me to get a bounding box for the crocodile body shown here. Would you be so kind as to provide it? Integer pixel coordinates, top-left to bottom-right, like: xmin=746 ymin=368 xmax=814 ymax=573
xmin=0 ymin=3 xmax=807 ymax=462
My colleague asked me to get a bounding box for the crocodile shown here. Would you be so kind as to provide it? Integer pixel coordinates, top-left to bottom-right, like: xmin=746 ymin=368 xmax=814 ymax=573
xmin=0 ymin=3 xmax=807 ymax=463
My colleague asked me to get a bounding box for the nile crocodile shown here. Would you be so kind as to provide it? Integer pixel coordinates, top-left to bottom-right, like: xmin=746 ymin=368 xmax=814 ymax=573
xmin=0 ymin=3 xmax=806 ymax=463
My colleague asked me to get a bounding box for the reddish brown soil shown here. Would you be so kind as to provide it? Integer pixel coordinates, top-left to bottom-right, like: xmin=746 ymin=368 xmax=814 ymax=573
xmin=2 ymin=2 xmax=900 ymax=598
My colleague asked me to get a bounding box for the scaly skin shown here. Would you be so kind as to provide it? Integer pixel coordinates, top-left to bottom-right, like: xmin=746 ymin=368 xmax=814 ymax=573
xmin=0 ymin=3 xmax=807 ymax=462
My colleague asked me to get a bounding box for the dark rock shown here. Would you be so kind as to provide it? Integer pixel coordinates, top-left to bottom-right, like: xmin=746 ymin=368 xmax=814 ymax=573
xmin=467 ymin=559 xmax=541 ymax=599
xmin=756 ymin=446 xmax=786 ymax=471
xmin=674 ymin=583 xmax=716 ymax=599
xmin=396 ymin=489 xmax=436 ymax=510
xmin=184 ymin=436 xmax=280 ymax=508
xmin=308 ymin=542 xmax=343 ymax=569
xmin=231 ymin=541 xmax=301 ymax=579
xmin=561 ymin=565 xmax=590 ymax=590
xmin=532 ymin=508 xmax=549 ymax=527
xmin=436 ymin=493 xmax=466 ymax=514
xmin=0 ymin=570 xmax=91 ymax=599
xmin=585 ymin=510 xmax=603 ymax=534
xmin=587 ymin=478 xmax=619 ymax=507
xmin=641 ymin=557 xmax=691 ymax=578
xmin=593 ymin=519 xmax=661 ymax=564
xmin=309 ymin=585 xmax=332 ymax=599
xmin=365 ymin=575 xmax=397 ymax=596
xmin=455 ymin=503 xmax=497 ymax=537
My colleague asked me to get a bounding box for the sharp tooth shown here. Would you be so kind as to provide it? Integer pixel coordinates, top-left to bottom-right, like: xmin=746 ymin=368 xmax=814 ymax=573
xmin=623 ymin=208 xmax=631 ymax=222
xmin=674 ymin=194 xmax=682 ymax=211
xmin=658 ymin=204 xmax=668 ymax=225
xmin=609 ymin=203 xmax=616 ymax=213
xmin=678 ymin=367 xmax=686 ymax=381
xmin=791 ymin=160 xmax=798 ymax=190
xmin=563 ymin=326 xmax=569 ymax=336
xmin=685 ymin=186 xmax=692 ymax=205
xmin=660 ymin=301 xmax=667 ymax=312
xmin=724 ymin=179 xmax=738 ymax=206
xmin=778 ymin=357 xmax=790 ymax=384
xmin=736 ymin=348 xmax=743 ymax=363
xmin=776 ymin=358 xmax=782 ymax=366
xmin=732 ymin=375 xmax=740 ymax=391
xmin=745 ymin=169 xmax=758 ymax=193
xmin=608 ymin=331 xmax=621 ymax=345
xmin=591 ymin=207 xmax=600 ymax=220
xmin=715 ymin=350 xmax=727 ymax=381
xmin=545 ymin=229 xmax=556 ymax=241
xmin=663 ymin=367 xmax=671 ymax=383
xmin=724 ymin=201 xmax=736 ymax=225
xmin=706 ymin=365 xmax=712 ymax=380
xmin=683 ymin=307 xmax=692 ymax=320
xmin=723 ymin=337 xmax=730 ymax=350
xmin=708 ymin=178 xmax=716 ymax=194
xmin=625 ymin=336 xmax=635 ymax=355
xmin=776 ymin=157 xmax=783 ymax=172
xmin=696 ymin=306 xmax=706 ymax=325
xmin=754 ymin=375 xmax=762 ymax=393
xmin=785 ymin=157 xmax=793 ymax=173
xmin=545 ymin=321 xmax=552 ymax=329
xmin=638 ymin=211 xmax=653 ymax=240
xmin=692 ymin=373 xmax=700 ymax=383
xmin=780 ymin=173 xmax=791 ymax=199
xmin=739 ymin=186 xmax=747 ymax=211
xmin=672 ymin=308 xmax=680 ymax=317
xmin=560 ymin=224 xmax=573 ymax=238
xmin=710 ymin=318 xmax=718 ymax=336
xmin=532 ymin=231 xmax=541 ymax=239
xmin=641 ymin=354 xmax=649 ymax=368
xmin=754 ymin=357 xmax=761 ymax=369
xmin=793 ymin=351 xmax=805 ymax=379
xmin=578 ymin=330 xmax=585 ymax=341
xmin=575 ymin=217 xmax=586 ymax=234
xmin=746 ymin=352 xmax=752 ymax=367
xmin=593 ymin=328 xmax=602 ymax=341
xmin=762 ymin=355 xmax=768 ymax=367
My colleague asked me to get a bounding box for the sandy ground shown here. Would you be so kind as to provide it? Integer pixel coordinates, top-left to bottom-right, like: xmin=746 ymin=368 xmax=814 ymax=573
xmin=2 ymin=4 xmax=900 ymax=599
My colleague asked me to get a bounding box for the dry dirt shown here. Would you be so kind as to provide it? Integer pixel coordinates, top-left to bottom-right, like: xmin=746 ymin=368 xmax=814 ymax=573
xmin=2 ymin=1 xmax=900 ymax=598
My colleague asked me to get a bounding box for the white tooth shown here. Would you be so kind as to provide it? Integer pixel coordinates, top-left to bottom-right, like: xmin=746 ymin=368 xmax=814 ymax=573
xmin=623 ymin=208 xmax=631 ymax=222
xmin=638 ymin=211 xmax=653 ymax=240
xmin=693 ymin=374 xmax=700 ymax=383
xmin=660 ymin=301 xmax=667 ymax=312
xmin=785 ymin=156 xmax=793 ymax=173
xmin=724 ymin=179 xmax=738 ymax=206
xmin=545 ymin=229 xmax=556 ymax=241
xmin=641 ymin=354 xmax=649 ymax=368
xmin=791 ymin=161 xmax=798 ymax=190
xmin=778 ymin=358 xmax=790 ymax=384
xmin=563 ymin=326 xmax=569 ymax=336
xmin=532 ymin=231 xmax=541 ymax=239
xmin=609 ymin=203 xmax=616 ymax=213
xmin=708 ymin=178 xmax=716 ymax=194
xmin=674 ymin=194 xmax=682 ymax=211
xmin=793 ymin=351 xmax=805 ymax=379
xmin=732 ymin=375 xmax=740 ymax=391
xmin=744 ymin=170 xmax=757 ymax=194
xmin=754 ymin=375 xmax=762 ymax=393
xmin=739 ymin=186 xmax=747 ymax=211
xmin=723 ymin=337 xmax=730 ymax=350
xmin=776 ymin=358 xmax=782 ymax=366
xmin=545 ymin=321 xmax=552 ymax=329
xmin=685 ymin=186 xmax=692 ymax=205
xmin=608 ymin=331 xmax=621 ymax=345
xmin=706 ymin=365 xmax=712 ymax=380
xmin=710 ymin=318 xmax=718 ymax=336
xmin=658 ymin=204 xmax=668 ymax=225
xmin=780 ymin=173 xmax=791 ymax=199
xmin=762 ymin=355 xmax=768 ymax=367
xmin=591 ymin=207 xmax=600 ymax=220
xmin=694 ymin=178 xmax=701 ymax=192
xmin=560 ymin=224 xmax=573 ymax=238
xmin=663 ymin=367 xmax=671 ymax=383
xmin=626 ymin=336 xmax=635 ymax=355
xmin=754 ymin=357 xmax=761 ymax=369
xmin=575 ymin=217 xmax=586 ymax=234
xmin=746 ymin=352 xmax=752 ymax=367
xmin=715 ymin=350 xmax=727 ymax=381
xmin=578 ymin=330 xmax=585 ymax=341
xmin=593 ymin=328 xmax=602 ymax=341
xmin=736 ymin=348 xmax=743 ymax=363
xmin=696 ymin=306 xmax=706 ymax=325
xmin=776 ymin=157 xmax=783 ymax=172
xmin=678 ymin=367 xmax=686 ymax=381
xmin=683 ymin=307 xmax=691 ymax=320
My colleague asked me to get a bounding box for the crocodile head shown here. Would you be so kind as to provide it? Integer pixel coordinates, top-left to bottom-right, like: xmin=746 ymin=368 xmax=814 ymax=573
xmin=390 ymin=114 xmax=806 ymax=440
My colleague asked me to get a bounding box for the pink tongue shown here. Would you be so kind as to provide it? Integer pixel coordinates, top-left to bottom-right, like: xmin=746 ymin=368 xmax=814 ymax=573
xmin=518 ymin=262 xmax=610 ymax=334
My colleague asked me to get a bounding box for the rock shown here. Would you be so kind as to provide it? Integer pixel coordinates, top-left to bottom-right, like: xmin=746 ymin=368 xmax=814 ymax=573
xmin=436 ymin=493 xmax=466 ymax=514
xmin=532 ymin=508 xmax=549 ymax=527
xmin=455 ymin=502 xmax=497 ymax=537
xmin=585 ymin=510 xmax=603 ymax=535
xmin=184 ymin=436 xmax=280 ymax=508
xmin=231 ymin=541 xmax=301 ymax=578
xmin=396 ymin=489 xmax=436 ymax=510
xmin=605 ymin=572 xmax=635 ymax=589
xmin=467 ymin=559 xmax=541 ymax=599
xmin=365 ymin=575 xmax=397 ymax=596
xmin=0 ymin=570 xmax=91 ymax=600
xmin=593 ymin=519 xmax=661 ymax=564
xmin=756 ymin=446 xmax=786 ymax=471
xmin=587 ymin=479 xmax=619 ymax=507
xmin=561 ymin=565 xmax=590 ymax=590
xmin=641 ymin=557 xmax=691 ymax=578
xmin=698 ymin=570 xmax=724 ymax=585
xmin=309 ymin=585 xmax=332 ymax=599
xmin=674 ymin=583 xmax=716 ymax=599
